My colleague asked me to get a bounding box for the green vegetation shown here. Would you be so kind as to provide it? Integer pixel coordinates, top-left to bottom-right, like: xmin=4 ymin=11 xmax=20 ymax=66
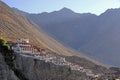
xmin=0 ymin=38 xmax=14 ymax=69
xmin=0 ymin=38 xmax=11 ymax=53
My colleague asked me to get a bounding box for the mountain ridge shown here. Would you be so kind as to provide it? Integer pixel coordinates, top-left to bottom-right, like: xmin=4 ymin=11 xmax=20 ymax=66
xmin=0 ymin=1 xmax=76 ymax=56
xmin=1 ymin=2 xmax=120 ymax=79
xmin=14 ymin=7 xmax=120 ymax=66
xmin=0 ymin=1 xmax=107 ymax=68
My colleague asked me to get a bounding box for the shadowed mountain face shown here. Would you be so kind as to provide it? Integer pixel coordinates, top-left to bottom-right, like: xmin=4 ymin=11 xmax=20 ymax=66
xmin=15 ymin=7 xmax=120 ymax=66
xmin=80 ymin=9 xmax=120 ymax=66
xmin=15 ymin=8 xmax=99 ymax=49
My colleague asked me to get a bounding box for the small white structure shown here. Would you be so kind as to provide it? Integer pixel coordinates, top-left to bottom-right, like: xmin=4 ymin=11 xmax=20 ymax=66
xmin=86 ymin=72 xmax=94 ymax=77
xmin=17 ymin=38 xmax=29 ymax=43
xmin=12 ymin=38 xmax=31 ymax=53
xmin=52 ymin=56 xmax=66 ymax=65
xmin=12 ymin=42 xmax=33 ymax=53
xmin=70 ymin=64 xmax=84 ymax=71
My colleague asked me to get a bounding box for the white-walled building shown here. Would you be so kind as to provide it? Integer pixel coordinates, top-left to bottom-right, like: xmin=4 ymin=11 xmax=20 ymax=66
xmin=12 ymin=43 xmax=33 ymax=53
xmin=12 ymin=38 xmax=43 ymax=54
xmin=17 ymin=38 xmax=29 ymax=43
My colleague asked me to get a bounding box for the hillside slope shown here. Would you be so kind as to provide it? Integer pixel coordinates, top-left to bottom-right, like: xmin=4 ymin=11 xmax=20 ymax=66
xmin=0 ymin=1 xmax=77 ymax=56
xmin=15 ymin=8 xmax=98 ymax=49
xmin=17 ymin=7 xmax=120 ymax=66
xmin=0 ymin=1 xmax=100 ymax=64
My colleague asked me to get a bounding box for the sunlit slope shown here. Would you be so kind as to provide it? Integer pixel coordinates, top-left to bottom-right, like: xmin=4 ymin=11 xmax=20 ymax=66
xmin=0 ymin=1 xmax=77 ymax=56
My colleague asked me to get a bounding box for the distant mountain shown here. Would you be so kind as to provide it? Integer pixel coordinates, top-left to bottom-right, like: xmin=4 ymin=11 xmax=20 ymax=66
xmin=14 ymin=7 xmax=120 ymax=66
xmin=1 ymin=2 xmax=114 ymax=80
xmin=14 ymin=7 xmax=98 ymax=49
xmin=1 ymin=1 xmax=105 ymax=67
xmin=79 ymin=8 xmax=120 ymax=66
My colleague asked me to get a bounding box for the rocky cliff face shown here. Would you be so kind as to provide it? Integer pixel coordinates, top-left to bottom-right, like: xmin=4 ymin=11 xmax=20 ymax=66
xmin=14 ymin=54 xmax=87 ymax=80
xmin=0 ymin=53 xmax=95 ymax=80
xmin=0 ymin=51 xmax=118 ymax=80
xmin=0 ymin=53 xmax=19 ymax=80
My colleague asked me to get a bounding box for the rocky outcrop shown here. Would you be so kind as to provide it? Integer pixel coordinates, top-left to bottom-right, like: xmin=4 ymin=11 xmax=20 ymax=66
xmin=0 ymin=53 xmax=19 ymax=80
xmin=0 ymin=52 xmax=118 ymax=80
xmin=14 ymin=54 xmax=87 ymax=80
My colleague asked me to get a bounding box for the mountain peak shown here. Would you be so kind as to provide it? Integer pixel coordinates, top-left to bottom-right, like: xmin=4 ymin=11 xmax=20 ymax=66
xmin=100 ymin=8 xmax=120 ymax=16
xmin=59 ymin=7 xmax=74 ymax=13
xmin=60 ymin=7 xmax=71 ymax=10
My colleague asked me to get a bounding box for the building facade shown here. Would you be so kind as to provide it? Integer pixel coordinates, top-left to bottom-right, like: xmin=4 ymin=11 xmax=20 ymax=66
xmin=12 ymin=38 xmax=43 ymax=54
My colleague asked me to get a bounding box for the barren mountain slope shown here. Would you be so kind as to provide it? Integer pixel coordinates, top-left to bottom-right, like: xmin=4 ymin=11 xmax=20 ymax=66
xmin=17 ymin=7 xmax=120 ymax=66
xmin=0 ymin=1 xmax=76 ymax=56
xmin=0 ymin=1 xmax=107 ymax=67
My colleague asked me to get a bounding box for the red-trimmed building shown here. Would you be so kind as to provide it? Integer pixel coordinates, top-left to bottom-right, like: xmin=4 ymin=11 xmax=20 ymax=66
xmin=12 ymin=38 xmax=45 ymax=54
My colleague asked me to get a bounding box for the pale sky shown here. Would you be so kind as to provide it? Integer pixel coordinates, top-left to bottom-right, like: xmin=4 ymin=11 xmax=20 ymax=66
xmin=2 ymin=0 xmax=120 ymax=15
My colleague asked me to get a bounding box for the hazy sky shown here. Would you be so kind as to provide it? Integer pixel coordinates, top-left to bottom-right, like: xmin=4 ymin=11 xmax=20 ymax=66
xmin=2 ymin=0 xmax=120 ymax=15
